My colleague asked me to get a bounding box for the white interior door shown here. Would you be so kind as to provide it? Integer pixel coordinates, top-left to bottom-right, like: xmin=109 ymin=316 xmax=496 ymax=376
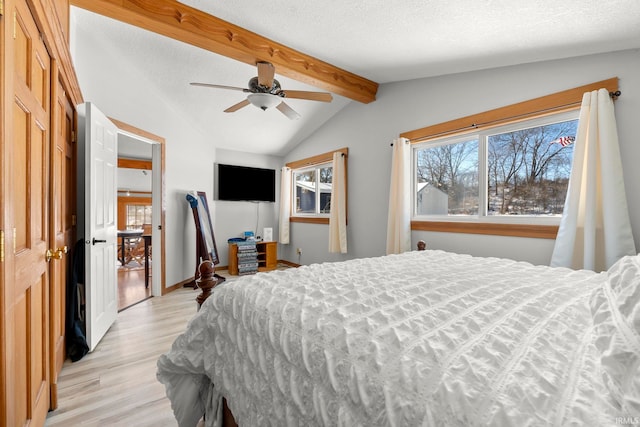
xmin=77 ymin=102 xmax=118 ymax=352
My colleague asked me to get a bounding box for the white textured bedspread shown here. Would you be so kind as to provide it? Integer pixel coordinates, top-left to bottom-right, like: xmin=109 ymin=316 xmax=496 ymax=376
xmin=157 ymin=250 xmax=619 ymax=426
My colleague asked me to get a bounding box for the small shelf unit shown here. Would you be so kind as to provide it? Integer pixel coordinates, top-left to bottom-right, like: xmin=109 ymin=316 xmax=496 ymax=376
xmin=228 ymin=241 xmax=277 ymax=275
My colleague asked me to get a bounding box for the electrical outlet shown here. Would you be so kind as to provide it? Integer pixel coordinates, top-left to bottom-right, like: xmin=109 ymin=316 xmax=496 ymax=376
xmin=296 ymin=248 xmax=303 ymax=255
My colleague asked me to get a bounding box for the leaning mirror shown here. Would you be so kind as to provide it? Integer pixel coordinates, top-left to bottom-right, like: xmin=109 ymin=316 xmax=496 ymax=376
xmin=196 ymin=191 xmax=219 ymax=264
xmin=186 ymin=191 xmax=219 ymax=265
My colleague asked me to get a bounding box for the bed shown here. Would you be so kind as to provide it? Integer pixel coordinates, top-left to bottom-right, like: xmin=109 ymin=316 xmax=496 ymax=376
xmin=157 ymin=249 xmax=640 ymax=426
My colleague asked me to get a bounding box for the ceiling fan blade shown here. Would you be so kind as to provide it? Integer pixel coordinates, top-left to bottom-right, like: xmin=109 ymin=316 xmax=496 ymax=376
xmin=257 ymin=62 xmax=275 ymax=88
xmin=281 ymin=90 xmax=333 ymax=102
xmin=224 ymin=99 xmax=251 ymax=113
xmin=190 ymin=82 xmax=249 ymax=92
xmin=276 ymin=101 xmax=301 ymax=120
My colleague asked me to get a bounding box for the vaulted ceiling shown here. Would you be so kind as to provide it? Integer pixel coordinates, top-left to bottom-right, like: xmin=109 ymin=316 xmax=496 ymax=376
xmin=70 ymin=0 xmax=640 ymax=155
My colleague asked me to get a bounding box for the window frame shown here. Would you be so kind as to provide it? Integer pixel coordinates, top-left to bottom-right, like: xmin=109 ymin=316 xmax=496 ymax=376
xmin=117 ymin=194 xmax=151 ymax=230
xmin=293 ymin=163 xmax=333 ymax=218
xmin=401 ymin=77 xmax=618 ymax=239
xmin=126 ymin=203 xmax=153 ymax=228
xmin=287 ymin=147 xmax=348 ymax=225
xmin=412 ymin=110 xmax=579 ymax=225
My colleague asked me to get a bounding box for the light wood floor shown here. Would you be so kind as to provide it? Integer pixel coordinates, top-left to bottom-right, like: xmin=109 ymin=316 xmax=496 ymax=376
xmin=45 ymin=286 xmax=202 ymax=427
xmin=46 ymin=264 xmax=291 ymax=426
xmin=118 ymin=262 xmax=152 ymax=311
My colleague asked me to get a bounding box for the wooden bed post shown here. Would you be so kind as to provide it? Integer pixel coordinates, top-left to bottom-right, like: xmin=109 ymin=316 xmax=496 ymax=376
xmin=194 ymin=260 xmax=239 ymax=427
xmin=195 ymin=260 xmax=219 ymax=307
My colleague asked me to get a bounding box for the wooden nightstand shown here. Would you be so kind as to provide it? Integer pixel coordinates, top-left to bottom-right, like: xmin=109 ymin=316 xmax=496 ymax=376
xmin=228 ymin=241 xmax=277 ymax=275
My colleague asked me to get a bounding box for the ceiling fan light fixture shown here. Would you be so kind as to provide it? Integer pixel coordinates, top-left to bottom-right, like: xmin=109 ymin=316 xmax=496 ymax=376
xmin=192 ymin=62 xmax=331 ymax=118
xmin=247 ymin=93 xmax=281 ymax=111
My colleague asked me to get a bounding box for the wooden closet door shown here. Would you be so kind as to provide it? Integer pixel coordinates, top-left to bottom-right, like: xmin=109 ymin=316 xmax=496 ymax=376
xmin=5 ymin=0 xmax=52 ymax=424
xmin=48 ymin=74 xmax=75 ymax=409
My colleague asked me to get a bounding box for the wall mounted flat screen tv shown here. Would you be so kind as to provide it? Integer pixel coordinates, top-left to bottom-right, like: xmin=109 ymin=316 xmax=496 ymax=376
xmin=215 ymin=163 xmax=276 ymax=202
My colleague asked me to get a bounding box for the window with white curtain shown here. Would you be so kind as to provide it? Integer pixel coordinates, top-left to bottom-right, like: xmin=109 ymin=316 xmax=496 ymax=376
xmin=413 ymin=110 xmax=579 ymax=224
xmin=286 ymin=147 xmax=348 ymax=224
xmin=292 ymin=163 xmax=333 ymax=216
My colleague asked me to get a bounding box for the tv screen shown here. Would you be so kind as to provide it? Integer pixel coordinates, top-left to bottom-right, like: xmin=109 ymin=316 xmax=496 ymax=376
xmin=215 ymin=163 xmax=276 ymax=202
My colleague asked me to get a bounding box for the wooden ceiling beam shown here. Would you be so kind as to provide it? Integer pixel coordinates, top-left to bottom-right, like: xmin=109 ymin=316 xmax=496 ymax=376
xmin=70 ymin=0 xmax=378 ymax=103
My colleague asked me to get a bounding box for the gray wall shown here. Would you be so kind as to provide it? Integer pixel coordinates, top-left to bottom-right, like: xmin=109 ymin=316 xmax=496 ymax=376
xmin=284 ymin=49 xmax=640 ymax=266
xmin=212 ymin=149 xmax=282 ymax=266
xmin=73 ymin=34 xmax=640 ymax=284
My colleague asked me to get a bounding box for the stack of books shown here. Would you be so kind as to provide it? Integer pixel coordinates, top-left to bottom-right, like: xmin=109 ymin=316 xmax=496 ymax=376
xmin=236 ymin=240 xmax=259 ymax=275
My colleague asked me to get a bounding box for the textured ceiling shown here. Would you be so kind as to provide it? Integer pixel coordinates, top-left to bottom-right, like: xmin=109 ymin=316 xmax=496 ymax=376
xmin=179 ymin=0 xmax=640 ymax=83
xmin=70 ymin=1 xmax=640 ymax=156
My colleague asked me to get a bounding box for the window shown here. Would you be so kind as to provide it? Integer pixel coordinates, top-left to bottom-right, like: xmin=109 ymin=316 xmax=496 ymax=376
xmin=126 ymin=203 xmax=152 ymax=228
xmin=294 ymin=164 xmax=333 ymax=215
xmin=286 ymin=148 xmax=348 ymax=224
xmin=416 ymin=136 xmax=479 ymax=216
xmin=414 ymin=111 xmax=578 ymax=222
xmin=117 ymin=194 xmax=151 ymax=230
xmin=401 ymin=78 xmax=618 ymax=238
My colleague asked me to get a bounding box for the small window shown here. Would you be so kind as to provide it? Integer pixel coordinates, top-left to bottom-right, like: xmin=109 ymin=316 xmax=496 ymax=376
xmin=293 ymin=163 xmax=333 ymax=215
xmin=286 ymin=147 xmax=348 ymax=224
xmin=126 ymin=203 xmax=152 ymax=229
xmin=413 ymin=110 xmax=578 ymax=222
xmin=416 ymin=136 xmax=479 ymax=216
xmin=487 ymin=118 xmax=577 ymax=217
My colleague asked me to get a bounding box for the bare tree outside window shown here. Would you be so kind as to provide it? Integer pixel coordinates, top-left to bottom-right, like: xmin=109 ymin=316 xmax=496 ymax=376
xmin=414 ymin=114 xmax=577 ymax=219
xmin=416 ymin=139 xmax=479 ymax=215
xmin=488 ymin=119 xmax=577 ymax=215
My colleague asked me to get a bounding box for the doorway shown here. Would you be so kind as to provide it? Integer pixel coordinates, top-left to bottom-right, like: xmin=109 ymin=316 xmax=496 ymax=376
xmin=111 ymin=118 xmax=166 ymax=310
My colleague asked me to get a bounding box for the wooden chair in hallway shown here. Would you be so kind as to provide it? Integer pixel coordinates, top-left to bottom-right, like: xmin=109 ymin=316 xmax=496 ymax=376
xmin=130 ymin=224 xmax=152 ymax=266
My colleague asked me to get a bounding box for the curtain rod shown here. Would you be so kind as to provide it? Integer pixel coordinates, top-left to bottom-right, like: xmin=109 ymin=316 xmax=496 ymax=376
xmin=393 ymin=89 xmax=622 ymax=146
xmin=389 ymin=139 xmax=410 ymax=147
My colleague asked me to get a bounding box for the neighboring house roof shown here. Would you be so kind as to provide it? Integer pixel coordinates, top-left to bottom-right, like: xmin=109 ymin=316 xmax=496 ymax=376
xmin=296 ymin=181 xmax=332 ymax=193
xmin=417 ymin=182 xmax=447 ymax=195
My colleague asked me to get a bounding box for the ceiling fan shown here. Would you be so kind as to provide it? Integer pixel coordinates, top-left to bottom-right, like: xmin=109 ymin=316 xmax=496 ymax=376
xmin=190 ymin=61 xmax=333 ymax=120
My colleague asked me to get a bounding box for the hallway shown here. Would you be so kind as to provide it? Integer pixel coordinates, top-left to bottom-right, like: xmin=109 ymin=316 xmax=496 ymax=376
xmin=118 ymin=261 xmax=151 ymax=311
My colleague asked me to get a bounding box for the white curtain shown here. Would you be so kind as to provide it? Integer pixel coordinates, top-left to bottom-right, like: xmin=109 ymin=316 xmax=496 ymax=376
xmin=328 ymin=152 xmax=347 ymax=253
xmin=386 ymin=137 xmax=412 ymax=254
xmin=278 ymin=166 xmax=291 ymax=244
xmin=551 ymin=88 xmax=636 ymax=272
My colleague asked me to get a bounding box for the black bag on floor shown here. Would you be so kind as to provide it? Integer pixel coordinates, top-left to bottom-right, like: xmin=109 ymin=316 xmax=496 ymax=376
xmin=65 ymin=239 xmax=89 ymax=362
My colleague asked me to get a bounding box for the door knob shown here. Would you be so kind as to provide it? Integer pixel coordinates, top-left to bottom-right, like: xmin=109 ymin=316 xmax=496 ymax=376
xmin=55 ymin=246 xmax=68 ymax=258
xmin=46 ymin=246 xmax=68 ymax=262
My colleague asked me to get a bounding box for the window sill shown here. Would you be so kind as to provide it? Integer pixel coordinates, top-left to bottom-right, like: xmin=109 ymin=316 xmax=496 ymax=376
xmin=411 ymin=220 xmax=558 ymax=239
xmin=290 ymin=216 xmax=329 ymax=225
